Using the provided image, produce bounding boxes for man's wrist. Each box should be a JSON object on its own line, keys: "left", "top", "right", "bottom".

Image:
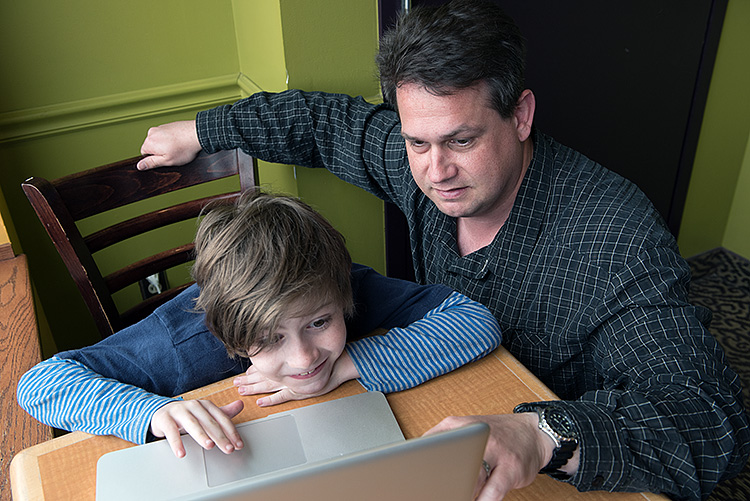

{"left": 514, "top": 403, "right": 580, "bottom": 480}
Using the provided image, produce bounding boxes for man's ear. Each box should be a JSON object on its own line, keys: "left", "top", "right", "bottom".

{"left": 514, "top": 90, "right": 536, "bottom": 142}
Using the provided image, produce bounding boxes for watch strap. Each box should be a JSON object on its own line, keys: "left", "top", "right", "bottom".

{"left": 539, "top": 439, "right": 575, "bottom": 479}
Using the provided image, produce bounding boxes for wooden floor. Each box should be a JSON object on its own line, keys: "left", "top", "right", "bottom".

{"left": 0, "top": 253, "right": 53, "bottom": 501}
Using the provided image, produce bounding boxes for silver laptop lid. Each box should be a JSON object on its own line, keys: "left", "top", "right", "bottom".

{"left": 178, "top": 421, "right": 490, "bottom": 501}
{"left": 97, "top": 392, "right": 404, "bottom": 500}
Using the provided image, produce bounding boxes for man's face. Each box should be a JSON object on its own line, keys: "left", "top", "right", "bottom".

{"left": 247, "top": 301, "right": 346, "bottom": 396}
{"left": 397, "top": 82, "right": 533, "bottom": 224}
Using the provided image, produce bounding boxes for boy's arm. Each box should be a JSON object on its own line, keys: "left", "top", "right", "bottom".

{"left": 233, "top": 290, "right": 500, "bottom": 405}
{"left": 17, "top": 356, "right": 245, "bottom": 457}
{"left": 345, "top": 291, "right": 501, "bottom": 392}
{"left": 17, "top": 356, "right": 178, "bottom": 444}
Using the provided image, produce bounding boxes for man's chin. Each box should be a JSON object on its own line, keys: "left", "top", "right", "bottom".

{"left": 428, "top": 195, "right": 471, "bottom": 218}
{"left": 434, "top": 203, "right": 471, "bottom": 219}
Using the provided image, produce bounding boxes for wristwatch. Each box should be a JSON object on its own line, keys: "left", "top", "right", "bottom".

{"left": 514, "top": 403, "right": 578, "bottom": 480}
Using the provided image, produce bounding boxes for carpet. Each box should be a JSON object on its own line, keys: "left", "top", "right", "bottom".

{"left": 688, "top": 247, "right": 750, "bottom": 501}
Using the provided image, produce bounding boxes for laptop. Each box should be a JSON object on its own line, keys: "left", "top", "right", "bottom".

{"left": 96, "top": 391, "right": 489, "bottom": 501}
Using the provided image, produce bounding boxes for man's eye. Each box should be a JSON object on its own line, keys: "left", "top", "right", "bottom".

{"left": 451, "top": 138, "right": 473, "bottom": 147}
{"left": 408, "top": 140, "right": 428, "bottom": 151}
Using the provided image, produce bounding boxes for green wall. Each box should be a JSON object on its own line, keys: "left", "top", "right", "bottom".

{"left": 678, "top": 0, "right": 750, "bottom": 259}
{"left": 233, "top": 0, "right": 385, "bottom": 266}
{"left": 277, "top": 0, "right": 384, "bottom": 268}
{"left": 0, "top": 0, "right": 384, "bottom": 354}
{"left": 2, "top": 0, "right": 747, "bottom": 356}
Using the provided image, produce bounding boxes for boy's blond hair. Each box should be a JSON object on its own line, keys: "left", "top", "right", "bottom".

{"left": 192, "top": 191, "right": 353, "bottom": 357}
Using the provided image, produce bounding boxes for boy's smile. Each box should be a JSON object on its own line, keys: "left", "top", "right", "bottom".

{"left": 289, "top": 360, "right": 327, "bottom": 379}
{"left": 247, "top": 302, "right": 347, "bottom": 395}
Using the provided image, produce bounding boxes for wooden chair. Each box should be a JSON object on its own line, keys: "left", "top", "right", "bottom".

{"left": 22, "top": 149, "right": 257, "bottom": 339}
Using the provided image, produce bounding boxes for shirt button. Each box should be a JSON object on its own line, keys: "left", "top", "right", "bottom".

{"left": 591, "top": 475, "right": 605, "bottom": 488}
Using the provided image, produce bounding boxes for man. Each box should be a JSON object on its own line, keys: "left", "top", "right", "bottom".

{"left": 136, "top": 1, "right": 749, "bottom": 499}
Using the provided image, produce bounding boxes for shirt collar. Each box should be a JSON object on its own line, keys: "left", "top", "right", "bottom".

{"left": 443, "top": 128, "right": 553, "bottom": 278}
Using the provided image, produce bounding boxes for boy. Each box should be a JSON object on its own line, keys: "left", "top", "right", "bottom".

{"left": 18, "top": 191, "right": 500, "bottom": 458}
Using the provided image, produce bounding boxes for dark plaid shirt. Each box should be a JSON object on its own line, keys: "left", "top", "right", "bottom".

{"left": 198, "top": 90, "right": 749, "bottom": 500}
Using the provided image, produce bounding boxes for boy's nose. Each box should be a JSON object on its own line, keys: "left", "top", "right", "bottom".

{"left": 288, "top": 339, "right": 320, "bottom": 371}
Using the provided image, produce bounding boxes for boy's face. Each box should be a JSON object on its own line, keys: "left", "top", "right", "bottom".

{"left": 247, "top": 301, "right": 347, "bottom": 395}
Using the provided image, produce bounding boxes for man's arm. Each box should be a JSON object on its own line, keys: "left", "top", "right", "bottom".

{"left": 558, "top": 246, "right": 750, "bottom": 499}
{"left": 137, "top": 91, "right": 409, "bottom": 207}
{"left": 138, "top": 120, "right": 201, "bottom": 170}
{"left": 431, "top": 245, "right": 750, "bottom": 501}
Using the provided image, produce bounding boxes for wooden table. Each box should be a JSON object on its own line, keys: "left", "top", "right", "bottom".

{"left": 10, "top": 347, "right": 667, "bottom": 500}
{"left": 1, "top": 254, "right": 53, "bottom": 501}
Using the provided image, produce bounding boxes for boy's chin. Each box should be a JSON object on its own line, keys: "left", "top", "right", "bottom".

{"left": 288, "top": 376, "right": 330, "bottom": 397}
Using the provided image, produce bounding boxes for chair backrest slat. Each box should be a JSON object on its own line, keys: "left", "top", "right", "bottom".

{"left": 104, "top": 244, "right": 195, "bottom": 294}
{"left": 55, "top": 150, "right": 243, "bottom": 221}
{"left": 84, "top": 193, "right": 240, "bottom": 253}
{"left": 22, "top": 149, "right": 257, "bottom": 339}
{"left": 119, "top": 282, "right": 193, "bottom": 328}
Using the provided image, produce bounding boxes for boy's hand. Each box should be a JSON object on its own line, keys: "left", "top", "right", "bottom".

{"left": 150, "top": 399, "right": 245, "bottom": 458}
{"left": 234, "top": 353, "right": 360, "bottom": 407}
{"left": 137, "top": 120, "right": 202, "bottom": 170}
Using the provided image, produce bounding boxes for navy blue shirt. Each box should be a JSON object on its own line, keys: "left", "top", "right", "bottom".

{"left": 197, "top": 90, "right": 750, "bottom": 499}
{"left": 58, "top": 264, "right": 452, "bottom": 396}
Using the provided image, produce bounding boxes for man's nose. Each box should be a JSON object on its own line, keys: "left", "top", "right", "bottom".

{"left": 427, "top": 147, "right": 456, "bottom": 184}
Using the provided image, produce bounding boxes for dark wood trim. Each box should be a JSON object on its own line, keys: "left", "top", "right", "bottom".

{"left": 0, "top": 242, "right": 14, "bottom": 261}
{"left": 668, "top": 0, "right": 728, "bottom": 234}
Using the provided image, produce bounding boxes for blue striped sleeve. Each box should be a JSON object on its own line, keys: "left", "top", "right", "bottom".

{"left": 345, "top": 291, "right": 501, "bottom": 393}
{"left": 16, "top": 356, "right": 178, "bottom": 444}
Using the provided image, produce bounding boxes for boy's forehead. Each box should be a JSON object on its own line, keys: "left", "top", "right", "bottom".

{"left": 286, "top": 297, "right": 341, "bottom": 319}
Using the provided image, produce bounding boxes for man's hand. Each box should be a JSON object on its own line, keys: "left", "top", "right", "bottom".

{"left": 234, "top": 353, "right": 360, "bottom": 407}
{"left": 425, "top": 413, "right": 559, "bottom": 500}
{"left": 150, "top": 399, "right": 244, "bottom": 458}
{"left": 137, "top": 120, "right": 201, "bottom": 170}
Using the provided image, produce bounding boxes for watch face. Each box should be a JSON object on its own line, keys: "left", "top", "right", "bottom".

{"left": 546, "top": 408, "right": 577, "bottom": 439}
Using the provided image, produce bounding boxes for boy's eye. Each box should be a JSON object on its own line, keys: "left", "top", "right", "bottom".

{"left": 309, "top": 316, "right": 331, "bottom": 329}
{"left": 263, "top": 334, "right": 284, "bottom": 349}
{"left": 247, "top": 333, "right": 284, "bottom": 356}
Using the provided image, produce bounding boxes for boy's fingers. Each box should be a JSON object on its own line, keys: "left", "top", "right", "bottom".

{"left": 220, "top": 399, "right": 245, "bottom": 419}
{"left": 178, "top": 413, "right": 216, "bottom": 451}
{"left": 179, "top": 400, "right": 242, "bottom": 454}
{"left": 235, "top": 378, "right": 283, "bottom": 395}
{"left": 204, "top": 403, "right": 243, "bottom": 452}
{"left": 163, "top": 426, "right": 187, "bottom": 458}
{"left": 256, "top": 388, "right": 299, "bottom": 407}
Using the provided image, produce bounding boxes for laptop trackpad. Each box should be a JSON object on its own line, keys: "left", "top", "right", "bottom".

{"left": 204, "top": 414, "right": 306, "bottom": 487}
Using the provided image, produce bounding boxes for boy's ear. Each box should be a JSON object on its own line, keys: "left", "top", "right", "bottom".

{"left": 514, "top": 90, "right": 535, "bottom": 142}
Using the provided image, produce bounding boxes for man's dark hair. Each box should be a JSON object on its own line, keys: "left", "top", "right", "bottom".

{"left": 376, "top": 0, "right": 526, "bottom": 119}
